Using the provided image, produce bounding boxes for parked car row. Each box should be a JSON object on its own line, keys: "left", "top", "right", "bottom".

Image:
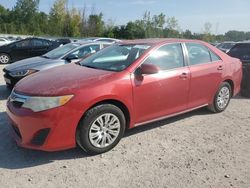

{"left": 4, "top": 38, "right": 243, "bottom": 154}
{"left": 3, "top": 41, "right": 112, "bottom": 87}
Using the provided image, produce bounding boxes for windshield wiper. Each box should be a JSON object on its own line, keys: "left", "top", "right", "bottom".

{"left": 81, "top": 64, "right": 99, "bottom": 69}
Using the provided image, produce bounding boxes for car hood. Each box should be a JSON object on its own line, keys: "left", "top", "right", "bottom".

{"left": 14, "top": 64, "right": 116, "bottom": 96}
{"left": 5, "top": 56, "right": 63, "bottom": 71}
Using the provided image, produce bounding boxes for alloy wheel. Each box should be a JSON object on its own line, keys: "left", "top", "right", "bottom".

{"left": 89, "top": 113, "right": 121, "bottom": 148}
{"left": 0, "top": 54, "right": 10, "bottom": 64}
{"left": 217, "top": 86, "right": 230, "bottom": 109}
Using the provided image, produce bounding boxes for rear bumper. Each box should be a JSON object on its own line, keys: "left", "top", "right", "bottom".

{"left": 6, "top": 100, "right": 81, "bottom": 151}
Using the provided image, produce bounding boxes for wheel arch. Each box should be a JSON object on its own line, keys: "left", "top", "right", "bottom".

{"left": 223, "top": 79, "right": 234, "bottom": 96}
{"left": 77, "top": 99, "right": 131, "bottom": 131}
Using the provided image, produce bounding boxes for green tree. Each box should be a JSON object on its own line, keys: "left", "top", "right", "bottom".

{"left": 48, "top": 0, "right": 67, "bottom": 36}
{"left": 87, "top": 13, "right": 104, "bottom": 37}
{"left": 13, "top": 0, "right": 40, "bottom": 34}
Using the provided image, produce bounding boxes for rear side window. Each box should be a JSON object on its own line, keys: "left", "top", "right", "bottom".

{"left": 210, "top": 51, "right": 221, "bottom": 61}
{"left": 32, "top": 39, "right": 50, "bottom": 47}
{"left": 143, "top": 43, "right": 184, "bottom": 70}
{"left": 228, "top": 43, "right": 250, "bottom": 62}
{"left": 186, "top": 43, "right": 211, "bottom": 65}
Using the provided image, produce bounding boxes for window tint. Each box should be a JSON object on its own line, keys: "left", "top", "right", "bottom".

{"left": 143, "top": 43, "right": 184, "bottom": 70}
{"left": 186, "top": 43, "right": 211, "bottom": 65}
{"left": 228, "top": 43, "right": 250, "bottom": 62}
{"left": 97, "top": 39, "right": 114, "bottom": 43}
{"left": 15, "top": 40, "right": 30, "bottom": 48}
{"left": 210, "top": 51, "right": 221, "bottom": 61}
{"left": 32, "top": 39, "right": 50, "bottom": 47}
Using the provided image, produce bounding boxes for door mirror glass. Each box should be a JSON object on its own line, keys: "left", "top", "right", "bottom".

{"left": 137, "top": 64, "right": 160, "bottom": 75}
{"left": 66, "top": 54, "right": 79, "bottom": 62}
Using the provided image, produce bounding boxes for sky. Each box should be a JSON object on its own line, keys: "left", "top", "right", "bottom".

{"left": 1, "top": 0, "right": 250, "bottom": 34}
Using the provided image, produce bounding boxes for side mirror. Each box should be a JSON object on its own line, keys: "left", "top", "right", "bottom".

{"left": 136, "top": 64, "right": 160, "bottom": 75}
{"left": 66, "top": 54, "right": 79, "bottom": 62}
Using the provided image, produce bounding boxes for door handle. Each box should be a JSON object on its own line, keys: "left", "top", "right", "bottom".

{"left": 217, "top": 65, "right": 223, "bottom": 70}
{"left": 179, "top": 72, "right": 188, "bottom": 79}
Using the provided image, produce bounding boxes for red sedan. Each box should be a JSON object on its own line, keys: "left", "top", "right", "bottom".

{"left": 6, "top": 39, "right": 242, "bottom": 154}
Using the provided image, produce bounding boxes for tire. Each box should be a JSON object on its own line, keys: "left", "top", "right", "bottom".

{"left": 207, "top": 82, "right": 232, "bottom": 113}
{"left": 0, "top": 53, "right": 11, "bottom": 64}
{"left": 76, "top": 104, "right": 126, "bottom": 154}
{"left": 6, "top": 83, "right": 14, "bottom": 90}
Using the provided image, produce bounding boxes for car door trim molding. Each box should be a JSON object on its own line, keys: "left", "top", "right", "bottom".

{"left": 134, "top": 104, "right": 208, "bottom": 127}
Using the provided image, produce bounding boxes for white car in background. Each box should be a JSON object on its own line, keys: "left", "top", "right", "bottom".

{"left": 0, "top": 38, "right": 11, "bottom": 46}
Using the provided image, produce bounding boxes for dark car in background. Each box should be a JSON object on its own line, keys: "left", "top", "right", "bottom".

{"left": 216, "top": 41, "right": 235, "bottom": 53}
{"left": 0, "top": 37, "right": 60, "bottom": 64}
{"left": 56, "top": 38, "right": 72, "bottom": 45}
{"left": 227, "top": 41, "right": 250, "bottom": 97}
{"left": 3, "top": 42, "right": 112, "bottom": 87}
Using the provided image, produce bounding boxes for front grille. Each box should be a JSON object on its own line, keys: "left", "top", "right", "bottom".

{"left": 31, "top": 128, "right": 51, "bottom": 146}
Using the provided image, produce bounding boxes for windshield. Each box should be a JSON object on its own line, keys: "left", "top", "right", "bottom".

{"left": 43, "top": 43, "right": 80, "bottom": 59}
{"left": 79, "top": 44, "right": 151, "bottom": 71}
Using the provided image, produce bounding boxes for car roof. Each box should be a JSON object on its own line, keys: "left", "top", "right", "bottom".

{"left": 120, "top": 38, "right": 207, "bottom": 46}
{"left": 72, "top": 41, "right": 113, "bottom": 45}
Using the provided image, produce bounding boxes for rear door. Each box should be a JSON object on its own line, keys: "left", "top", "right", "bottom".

{"left": 185, "top": 43, "right": 223, "bottom": 108}
{"left": 30, "top": 39, "right": 51, "bottom": 57}
{"left": 132, "top": 43, "right": 190, "bottom": 124}
{"left": 11, "top": 39, "right": 31, "bottom": 61}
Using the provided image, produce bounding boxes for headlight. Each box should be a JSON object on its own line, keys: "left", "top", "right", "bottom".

{"left": 22, "top": 95, "right": 74, "bottom": 112}
{"left": 10, "top": 69, "right": 38, "bottom": 77}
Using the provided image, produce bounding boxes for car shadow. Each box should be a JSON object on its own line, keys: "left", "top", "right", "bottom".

{"left": 0, "top": 107, "right": 211, "bottom": 170}
{"left": 0, "top": 111, "right": 89, "bottom": 169}
{"left": 232, "top": 94, "right": 249, "bottom": 99}
{"left": 0, "top": 84, "right": 11, "bottom": 100}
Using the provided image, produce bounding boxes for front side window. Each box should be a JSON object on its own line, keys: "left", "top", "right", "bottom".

{"left": 186, "top": 43, "right": 211, "bottom": 65}
{"left": 80, "top": 44, "right": 151, "bottom": 72}
{"left": 15, "top": 40, "right": 30, "bottom": 48}
{"left": 143, "top": 43, "right": 184, "bottom": 70}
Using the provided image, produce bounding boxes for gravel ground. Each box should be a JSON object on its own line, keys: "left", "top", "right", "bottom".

{"left": 0, "top": 64, "right": 250, "bottom": 188}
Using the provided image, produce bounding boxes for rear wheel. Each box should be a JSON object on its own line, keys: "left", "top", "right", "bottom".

{"left": 0, "top": 53, "right": 11, "bottom": 64}
{"left": 76, "top": 104, "right": 126, "bottom": 154}
{"left": 208, "top": 82, "right": 232, "bottom": 113}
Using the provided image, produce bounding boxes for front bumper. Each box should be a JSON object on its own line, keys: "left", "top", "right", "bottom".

{"left": 6, "top": 98, "right": 82, "bottom": 151}
{"left": 3, "top": 71, "right": 23, "bottom": 87}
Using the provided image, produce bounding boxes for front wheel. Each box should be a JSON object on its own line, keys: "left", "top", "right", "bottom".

{"left": 0, "top": 53, "right": 11, "bottom": 64}
{"left": 76, "top": 104, "right": 126, "bottom": 154}
{"left": 208, "top": 82, "right": 232, "bottom": 113}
